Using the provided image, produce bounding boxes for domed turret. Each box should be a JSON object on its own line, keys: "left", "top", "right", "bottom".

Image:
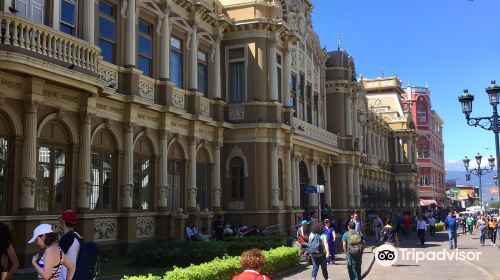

{"left": 325, "top": 35, "right": 356, "bottom": 81}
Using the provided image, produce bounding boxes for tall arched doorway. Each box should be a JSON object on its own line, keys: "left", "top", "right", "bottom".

{"left": 168, "top": 143, "right": 185, "bottom": 212}
{"left": 196, "top": 148, "right": 210, "bottom": 210}
{"left": 299, "top": 161, "right": 308, "bottom": 211}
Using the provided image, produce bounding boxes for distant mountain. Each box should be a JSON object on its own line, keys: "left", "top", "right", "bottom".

{"left": 445, "top": 169, "right": 498, "bottom": 201}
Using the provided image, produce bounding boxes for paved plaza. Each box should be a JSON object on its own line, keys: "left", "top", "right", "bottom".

{"left": 280, "top": 230, "right": 500, "bottom": 280}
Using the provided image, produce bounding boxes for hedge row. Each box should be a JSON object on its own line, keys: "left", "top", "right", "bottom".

{"left": 128, "top": 237, "right": 285, "bottom": 268}
{"left": 122, "top": 246, "right": 299, "bottom": 280}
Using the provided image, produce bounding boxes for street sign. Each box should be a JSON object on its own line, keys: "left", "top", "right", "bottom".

{"left": 302, "top": 185, "right": 325, "bottom": 193}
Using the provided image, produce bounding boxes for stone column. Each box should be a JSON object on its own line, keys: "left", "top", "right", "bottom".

{"left": 188, "top": 24, "right": 198, "bottom": 91}
{"left": 270, "top": 144, "right": 279, "bottom": 209}
{"left": 159, "top": 6, "right": 171, "bottom": 80}
{"left": 291, "top": 155, "right": 297, "bottom": 207}
{"left": 345, "top": 93, "right": 353, "bottom": 136}
{"left": 309, "top": 162, "right": 318, "bottom": 208}
{"left": 394, "top": 136, "right": 399, "bottom": 163}
{"left": 269, "top": 36, "right": 279, "bottom": 101}
{"left": 283, "top": 43, "right": 291, "bottom": 105}
{"left": 83, "top": 0, "right": 95, "bottom": 44}
{"left": 353, "top": 97, "right": 359, "bottom": 138}
{"left": 212, "top": 142, "right": 222, "bottom": 209}
{"left": 325, "top": 164, "right": 332, "bottom": 207}
{"left": 51, "top": 0, "right": 61, "bottom": 30}
{"left": 157, "top": 130, "right": 169, "bottom": 210}
{"left": 213, "top": 34, "right": 222, "bottom": 99}
{"left": 77, "top": 113, "right": 92, "bottom": 210}
{"left": 125, "top": 0, "right": 136, "bottom": 67}
{"left": 354, "top": 166, "right": 360, "bottom": 208}
{"left": 347, "top": 164, "right": 354, "bottom": 208}
{"left": 121, "top": 123, "right": 134, "bottom": 210}
{"left": 188, "top": 137, "right": 197, "bottom": 210}
{"left": 19, "top": 103, "right": 38, "bottom": 211}
{"left": 284, "top": 148, "right": 292, "bottom": 208}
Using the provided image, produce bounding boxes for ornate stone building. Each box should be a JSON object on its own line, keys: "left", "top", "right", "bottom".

{"left": 0, "top": 0, "right": 418, "bottom": 264}
{"left": 403, "top": 85, "right": 445, "bottom": 209}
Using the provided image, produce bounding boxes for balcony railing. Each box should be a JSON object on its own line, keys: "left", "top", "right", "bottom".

{"left": 0, "top": 13, "right": 99, "bottom": 73}
{"left": 293, "top": 118, "right": 338, "bottom": 147}
{"left": 199, "top": 96, "right": 211, "bottom": 117}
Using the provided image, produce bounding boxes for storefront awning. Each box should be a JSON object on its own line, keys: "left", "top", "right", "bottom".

{"left": 420, "top": 199, "right": 437, "bottom": 207}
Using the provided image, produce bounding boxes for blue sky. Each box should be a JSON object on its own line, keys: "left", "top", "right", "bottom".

{"left": 312, "top": 0, "right": 500, "bottom": 172}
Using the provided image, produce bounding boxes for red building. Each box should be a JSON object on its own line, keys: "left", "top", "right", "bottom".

{"left": 403, "top": 86, "right": 446, "bottom": 209}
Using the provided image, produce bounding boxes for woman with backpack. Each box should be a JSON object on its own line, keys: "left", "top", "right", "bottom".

{"left": 380, "top": 219, "right": 399, "bottom": 247}
{"left": 308, "top": 221, "right": 330, "bottom": 280}
{"left": 0, "top": 223, "right": 19, "bottom": 280}
{"left": 28, "top": 224, "right": 75, "bottom": 280}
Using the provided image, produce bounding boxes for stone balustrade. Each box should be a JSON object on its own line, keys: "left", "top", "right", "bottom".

{"left": 0, "top": 13, "right": 99, "bottom": 72}
{"left": 293, "top": 118, "right": 338, "bottom": 147}
{"left": 172, "top": 87, "right": 186, "bottom": 110}
{"left": 199, "top": 96, "right": 211, "bottom": 117}
{"left": 97, "top": 60, "right": 119, "bottom": 90}
{"left": 138, "top": 75, "right": 155, "bottom": 100}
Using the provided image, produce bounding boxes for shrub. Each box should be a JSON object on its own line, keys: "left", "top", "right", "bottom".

{"left": 435, "top": 221, "right": 445, "bottom": 232}
{"left": 123, "top": 247, "right": 299, "bottom": 280}
{"left": 128, "top": 237, "right": 285, "bottom": 268}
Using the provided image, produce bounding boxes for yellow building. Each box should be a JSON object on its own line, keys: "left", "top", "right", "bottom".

{"left": 0, "top": 0, "right": 418, "bottom": 264}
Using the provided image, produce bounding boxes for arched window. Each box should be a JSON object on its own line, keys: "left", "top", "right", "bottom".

{"left": 37, "top": 121, "right": 68, "bottom": 213}
{"left": 0, "top": 114, "right": 12, "bottom": 215}
{"left": 133, "top": 138, "right": 153, "bottom": 211}
{"left": 91, "top": 129, "right": 116, "bottom": 211}
{"left": 168, "top": 143, "right": 185, "bottom": 212}
{"left": 196, "top": 149, "right": 211, "bottom": 210}
{"left": 299, "top": 161, "right": 308, "bottom": 210}
{"left": 230, "top": 157, "right": 245, "bottom": 200}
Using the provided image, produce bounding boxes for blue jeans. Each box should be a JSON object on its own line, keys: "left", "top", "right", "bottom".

{"left": 311, "top": 254, "right": 328, "bottom": 280}
{"left": 448, "top": 230, "right": 457, "bottom": 249}
{"left": 347, "top": 253, "right": 362, "bottom": 280}
{"left": 479, "top": 229, "right": 486, "bottom": 245}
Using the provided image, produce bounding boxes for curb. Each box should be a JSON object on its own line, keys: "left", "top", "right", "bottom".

{"left": 361, "top": 246, "right": 376, "bottom": 279}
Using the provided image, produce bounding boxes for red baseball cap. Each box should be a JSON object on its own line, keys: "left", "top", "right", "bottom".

{"left": 61, "top": 210, "right": 77, "bottom": 224}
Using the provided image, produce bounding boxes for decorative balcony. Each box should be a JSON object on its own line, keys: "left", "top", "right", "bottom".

{"left": 199, "top": 96, "right": 211, "bottom": 118}
{"left": 293, "top": 118, "right": 338, "bottom": 148}
{"left": 171, "top": 87, "right": 186, "bottom": 110}
{"left": 0, "top": 13, "right": 99, "bottom": 73}
{"left": 138, "top": 75, "right": 155, "bottom": 100}
{"left": 97, "top": 61, "right": 119, "bottom": 90}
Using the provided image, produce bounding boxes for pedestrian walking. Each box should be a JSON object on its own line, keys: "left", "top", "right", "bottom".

{"left": 445, "top": 211, "right": 458, "bottom": 249}
{"left": 403, "top": 214, "right": 412, "bottom": 237}
{"left": 475, "top": 215, "right": 487, "bottom": 246}
{"left": 372, "top": 214, "right": 383, "bottom": 241}
{"left": 342, "top": 221, "right": 365, "bottom": 280}
{"left": 467, "top": 216, "right": 474, "bottom": 235}
{"left": 232, "top": 249, "right": 271, "bottom": 280}
{"left": 460, "top": 217, "right": 467, "bottom": 235}
{"left": 417, "top": 216, "right": 426, "bottom": 246}
{"left": 308, "top": 221, "right": 330, "bottom": 280}
{"left": 213, "top": 215, "right": 225, "bottom": 241}
{"left": 324, "top": 219, "right": 336, "bottom": 265}
{"left": 29, "top": 224, "right": 75, "bottom": 280}
{"left": 488, "top": 217, "right": 497, "bottom": 246}
{"left": 58, "top": 210, "right": 80, "bottom": 280}
{"left": 428, "top": 216, "right": 436, "bottom": 236}
{"left": 380, "top": 219, "right": 399, "bottom": 246}
{"left": 0, "top": 223, "right": 19, "bottom": 280}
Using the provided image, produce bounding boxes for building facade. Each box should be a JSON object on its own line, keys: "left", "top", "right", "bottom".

{"left": 403, "top": 86, "right": 446, "bottom": 209}
{"left": 0, "top": 0, "right": 419, "bottom": 264}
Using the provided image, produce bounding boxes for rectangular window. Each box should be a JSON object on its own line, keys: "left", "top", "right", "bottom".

{"left": 138, "top": 20, "right": 153, "bottom": 77}
{"left": 306, "top": 84, "right": 312, "bottom": 123}
{"left": 198, "top": 51, "right": 208, "bottom": 97}
{"left": 277, "top": 54, "right": 282, "bottom": 103}
{"left": 417, "top": 112, "right": 426, "bottom": 122}
{"left": 314, "top": 93, "right": 319, "bottom": 125}
{"left": 98, "top": 1, "right": 116, "bottom": 63}
{"left": 170, "top": 37, "right": 183, "bottom": 88}
{"left": 36, "top": 146, "right": 66, "bottom": 213}
{"left": 227, "top": 47, "right": 246, "bottom": 104}
{"left": 60, "top": 0, "right": 77, "bottom": 36}
{"left": 290, "top": 73, "right": 297, "bottom": 112}
{"left": 298, "top": 74, "right": 305, "bottom": 120}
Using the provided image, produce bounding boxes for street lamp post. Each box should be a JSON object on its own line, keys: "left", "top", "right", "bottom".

{"left": 462, "top": 153, "right": 495, "bottom": 210}
{"left": 458, "top": 80, "right": 500, "bottom": 208}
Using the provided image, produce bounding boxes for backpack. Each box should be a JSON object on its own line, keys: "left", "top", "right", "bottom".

{"left": 307, "top": 234, "right": 324, "bottom": 255}
{"left": 347, "top": 231, "right": 363, "bottom": 256}
{"left": 74, "top": 238, "right": 100, "bottom": 280}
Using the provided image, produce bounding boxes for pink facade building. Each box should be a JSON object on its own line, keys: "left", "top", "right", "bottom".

{"left": 403, "top": 86, "right": 446, "bottom": 209}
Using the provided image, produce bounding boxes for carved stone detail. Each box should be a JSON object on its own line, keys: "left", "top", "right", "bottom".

{"left": 229, "top": 105, "right": 244, "bottom": 121}
{"left": 41, "top": 220, "right": 63, "bottom": 236}
{"left": 228, "top": 201, "right": 245, "bottom": 210}
{"left": 94, "top": 218, "right": 117, "bottom": 241}
{"left": 172, "top": 91, "right": 185, "bottom": 109}
{"left": 97, "top": 63, "right": 118, "bottom": 89}
{"left": 136, "top": 217, "right": 155, "bottom": 238}
{"left": 200, "top": 98, "right": 210, "bottom": 117}
{"left": 138, "top": 78, "right": 154, "bottom": 99}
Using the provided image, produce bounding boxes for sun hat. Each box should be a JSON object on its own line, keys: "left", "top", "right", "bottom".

{"left": 301, "top": 220, "right": 309, "bottom": 225}
{"left": 27, "top": 224, "right": 53, "bottom": 244}
{"left": 60, "top": 210, "right": 77, "bottom": 224}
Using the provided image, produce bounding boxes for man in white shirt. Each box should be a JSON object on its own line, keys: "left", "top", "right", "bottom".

{"left": 185, "top": 222, "right": 199, "bottom": 241}
{"left": 428, "top": 216, "right": 436, "bottom": 236}
{"left": 416, "top": 216, "right": 427, "bottom": 246}
{"left": 59, "top": 210, "right": 80, "bottom": 280}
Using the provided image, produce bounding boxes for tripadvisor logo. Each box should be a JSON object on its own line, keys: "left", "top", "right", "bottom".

{"left": 374, "top": 244, "right": 482, "bottom": 267}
